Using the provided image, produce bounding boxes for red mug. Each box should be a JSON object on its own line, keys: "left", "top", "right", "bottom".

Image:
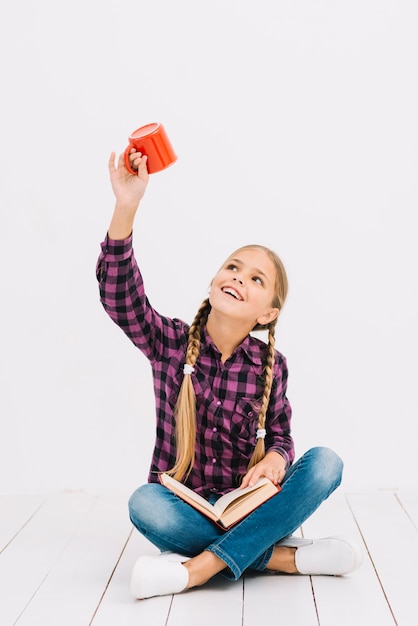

{"left": 124, "top": 123, "right": 177, "bottom": 174}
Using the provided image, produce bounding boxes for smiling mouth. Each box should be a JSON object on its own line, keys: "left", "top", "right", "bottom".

{"left": 222, "top": 287, "right": 243, "bottom": 301}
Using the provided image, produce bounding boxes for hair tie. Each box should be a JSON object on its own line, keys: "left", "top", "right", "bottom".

{"left": 183, "top": 364, "right": 195, "bottom": 375}
{"left": 256, "top": 428, "right": 266, "bottom": 440}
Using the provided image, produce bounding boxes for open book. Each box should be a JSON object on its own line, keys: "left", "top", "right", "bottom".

{"left": 159, "top": 473, "right": 280, "bottom": 529}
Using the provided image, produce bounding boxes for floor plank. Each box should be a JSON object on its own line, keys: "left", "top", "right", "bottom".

{"left": 91, "top": 526, "right": 173, "bottom": 626}
{"left": 397, "top": 491, "right": 418, "bottom": 529}
{"left": 348, "top": 492, "right": 418, "bottom": 626}
{"left": 0, "top": 492, "right": 96, "bottom": 625}
{"left": 244, "top": 572, "right": 318, "bottom": 625}
{"left": 167, "top": 575, "right": 243, "bottom": 626}
{"left": 16, "top": 493, "right": 132, "bottom": 626}
{"left": 301, "top": 492, "right": 396, "bottom": 626}
{"left": 244, "top": 527, "right": 318, "bottom": 625}
{"left": 0, "top": 495, "right": 45, "bottom": 553}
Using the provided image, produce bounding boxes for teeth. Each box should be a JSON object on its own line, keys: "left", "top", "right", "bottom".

{"left": 223, "top": 287, "right": 241, "bottom": 300}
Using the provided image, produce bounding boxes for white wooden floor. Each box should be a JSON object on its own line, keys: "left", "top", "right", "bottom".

{"left": 1, "top": 489, "right": 417, "bottom": 626}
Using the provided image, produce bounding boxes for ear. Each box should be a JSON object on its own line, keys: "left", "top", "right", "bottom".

{"left": 256, "top": 307, "right": 279, "bottom": 326}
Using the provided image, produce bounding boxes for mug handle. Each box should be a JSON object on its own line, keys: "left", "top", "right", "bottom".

{"left": 124, "top": 145, "right": 138, "bottom": 175}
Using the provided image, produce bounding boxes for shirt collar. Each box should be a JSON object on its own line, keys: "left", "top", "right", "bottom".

{"left": 200, "top": 326, "right": 264, "bottom": 366}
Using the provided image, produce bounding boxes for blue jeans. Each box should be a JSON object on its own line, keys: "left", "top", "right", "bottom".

{"left": 128, "top": 446, "right": 343, "bottom": 580}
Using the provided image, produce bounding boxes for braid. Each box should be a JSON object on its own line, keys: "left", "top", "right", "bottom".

{"left": 169, "top": 298, "right": 211, "bottom": 482}
{"left": 247, "top": 323, "right": 276, "bottom": 470}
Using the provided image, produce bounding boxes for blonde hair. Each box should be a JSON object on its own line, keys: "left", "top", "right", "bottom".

{"left": 169, "top": 245, "right": 288, "bottom": 482}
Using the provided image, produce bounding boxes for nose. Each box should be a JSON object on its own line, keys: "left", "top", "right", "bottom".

{"left": 233, "top": 275, "right": 244, "bottom": 285}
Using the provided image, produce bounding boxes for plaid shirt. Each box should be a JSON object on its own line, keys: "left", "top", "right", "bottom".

{"left": 97, "top": 234, "right": 294, "bottom": 497}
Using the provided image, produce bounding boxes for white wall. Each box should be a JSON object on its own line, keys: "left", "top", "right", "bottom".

{"left": 1, "top": 1, "right": 417, "bottom": 494}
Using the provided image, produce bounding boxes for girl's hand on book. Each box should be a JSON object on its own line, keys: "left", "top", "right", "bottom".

{"left": 241, "top": 451, "right": 287, "bottom": 488}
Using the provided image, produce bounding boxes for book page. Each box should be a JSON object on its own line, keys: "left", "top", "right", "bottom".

{"left": 212, "top": 477, "right": 274, "bottom": 516}
{"left": 160, "top": 473, "right": 217, "bottom": 515}
{"left": 219, "top": 482, "right": 278, "bottom": 528}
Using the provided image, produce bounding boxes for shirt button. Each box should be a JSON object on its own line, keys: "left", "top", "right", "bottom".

{"left": 213, "top": 427, "right": 217, "bottom": 432}
{"left": 212, "top": 458, "right": 216, "bottom": 464}
{"left": 248, "top": 411, "right": 253, "bottom": 417}
{"left": 216, "top": 401, "right": 221, "bottom": 406}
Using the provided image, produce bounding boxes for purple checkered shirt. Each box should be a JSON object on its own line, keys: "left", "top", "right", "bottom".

{"left": 96, "top": 234, "right": 294, "bottom": 497}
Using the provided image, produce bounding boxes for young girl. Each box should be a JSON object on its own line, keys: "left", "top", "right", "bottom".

{"left": 96, "top": 149, "right": 362, "bottom": 600}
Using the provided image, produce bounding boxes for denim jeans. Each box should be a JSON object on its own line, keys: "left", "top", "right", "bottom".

{"left": 128, "top": 446, "right": 343, "bottom": 580}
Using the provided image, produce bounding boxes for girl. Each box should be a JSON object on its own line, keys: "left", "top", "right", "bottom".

{"left": 96, "top": 150, "right": 362, "bottom": 600}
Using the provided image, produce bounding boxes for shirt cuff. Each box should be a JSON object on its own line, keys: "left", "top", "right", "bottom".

{"left": 100, "top": 232, "right": 133, "bottom": 262}
{"left": 267, "top": 447, "right": 290, "bottom": 468}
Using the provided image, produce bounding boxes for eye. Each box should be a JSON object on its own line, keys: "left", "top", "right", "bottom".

{"left": 226, "top": 264, "right": 238, "bottom": 271}
{"left": 252, "top": 276, "right": 263, "bottom": 285}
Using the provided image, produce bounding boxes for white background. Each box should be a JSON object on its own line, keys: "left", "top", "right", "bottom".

{"left": 1, "top": 1, "right": 417, "bottom": 494}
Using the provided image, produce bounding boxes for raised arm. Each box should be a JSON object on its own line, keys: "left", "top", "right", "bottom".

{"left": 107, "top": 149, "right": 149, "bottom": 239}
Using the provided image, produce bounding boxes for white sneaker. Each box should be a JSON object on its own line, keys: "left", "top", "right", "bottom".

{"left": 159, "top": 551, "right": 191, "bottom": 562}
{"left": 277, "top": 535, "right": 314, "bottom": 548}
{"left": 129, "top": 553, "right": 190, "bottom": 599}
{"left": 294, "top": 535, "right": 363, "bottom": 576}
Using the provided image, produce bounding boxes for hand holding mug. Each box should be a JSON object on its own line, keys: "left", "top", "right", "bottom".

{"left": 124, "top": 123, "right": 177, "bottom": 174}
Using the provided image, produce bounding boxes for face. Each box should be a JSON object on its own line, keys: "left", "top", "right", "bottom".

{"left": 209, "top": 248, "right": 279, "bottom": 328}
